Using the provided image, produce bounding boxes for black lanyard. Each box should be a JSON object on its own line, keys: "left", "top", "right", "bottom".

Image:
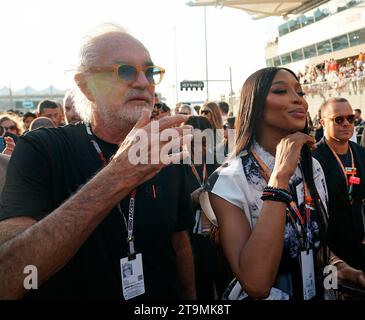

{"left": 86, "top": 123, "right": 137, "bottom": 258}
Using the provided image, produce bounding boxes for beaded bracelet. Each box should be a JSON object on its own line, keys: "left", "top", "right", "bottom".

{"left": 261, "top": 186, "right": 292, "bottom": 205}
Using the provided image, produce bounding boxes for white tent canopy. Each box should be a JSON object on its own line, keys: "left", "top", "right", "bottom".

{"left": 186, "top": 0, "right": 330, "bottom": 19}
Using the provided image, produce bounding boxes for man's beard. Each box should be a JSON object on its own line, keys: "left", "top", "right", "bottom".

{"left": 99, "top": 104, "right": 144, "bottom": 128}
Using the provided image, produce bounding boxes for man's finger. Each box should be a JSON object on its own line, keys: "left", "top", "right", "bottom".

{"left": 133, "top": 108, "right": 152, "bottom": 129}
{"left": 158, "top": 114, "right": 189, "bottom": 131}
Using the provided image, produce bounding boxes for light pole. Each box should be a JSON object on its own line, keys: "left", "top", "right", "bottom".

{"left": 204, "top": 6, "right": 209, "bottom": 101}
{"left": 229, "top": 67, "right": 234, "bottom": 109}
{"left": 174, "top": 26, "right": 179, "bottom": 104}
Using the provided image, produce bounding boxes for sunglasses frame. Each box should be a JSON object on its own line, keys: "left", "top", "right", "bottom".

{"left": 87, "top": 64, "right": 165, "bottom": 86}
{"left": 326, "top": 114, "right": 356, "bottom": 125}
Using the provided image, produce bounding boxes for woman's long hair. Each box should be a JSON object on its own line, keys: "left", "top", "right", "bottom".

{"left": 201, "top": 102, "right": 223, "bottom": 129}
{"left": 235, "top": 67, "right": 329, "bottom": 264}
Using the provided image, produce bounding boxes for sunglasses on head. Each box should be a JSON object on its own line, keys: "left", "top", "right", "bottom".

{"left": 87, "top": 64, "right": 165, "bottom": 86}
{"left": 327, "top": 114, "right": 356, "bottom": 125}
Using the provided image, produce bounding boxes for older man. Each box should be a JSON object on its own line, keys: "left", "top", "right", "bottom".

{"left": 313, "top": 97, "right": 365, "bottom": 290}
{"left": 0, "top": 24, "right": 195, "bottom": 300}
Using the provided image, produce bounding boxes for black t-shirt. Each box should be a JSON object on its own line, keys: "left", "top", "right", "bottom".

{"left": 0, "top": 123, "right": 194, "bottom": 299}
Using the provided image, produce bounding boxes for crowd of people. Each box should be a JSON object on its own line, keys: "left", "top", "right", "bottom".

{"left": 0, "top": 23, "right": 364, "bottom": 302}
{"left": 298, "top": 52, "right": 365, "bottom": 96}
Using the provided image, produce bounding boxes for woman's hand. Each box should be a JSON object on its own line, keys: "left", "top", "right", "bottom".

{"left": 2, "top": 136, "right": 15, "bottom": 156}
{"left": 269, "top": 132, "right": 315, "bottom": 189}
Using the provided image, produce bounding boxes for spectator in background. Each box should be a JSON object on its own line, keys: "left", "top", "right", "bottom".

{"left": 194, "top": 105, "right": 201, "bottom": 115}
{"left": 354, "top": 108, "right": 365, "bottom": 126}
{"left": 29, "top": 117, "right": 56, "bottom": 131}
{"left": 354, "top": 108, "right": 365, "bottom": 144}
{"left": 361, "top": 126, "right": 365, "bottom": 147}
{"left": 313, "top": 98, "right": 365, "bottom": 290}
{"left": 152, "top": 102, "right": 170, "bottom": 120}
{"left": 218, "top": 101, "right": 229, "bottom": 123}
{"left": 178, "top": 104, "right": 197, "bottom": 116}
{"left": 224, "top": 116, "right": 235, "bottom": 157}
{"left": 0, "top": 114, "right": 23, "bottom": 136}
{"left": 63, "top": 90, "right": 81, "bottom": 124}
{"left": 184, "top": 116, "right": 219, "bottom": 299}
{"left": 200, "top": 102, "right": 223, "bottom": 131}
{"left": 358, "top": 51, "right": 364, "bottom": 63}
{"left": 200, "top": 102, "right": 224, "bottom": 163}
{"left": 22, "top": 112, "right": 37, "bottom": 131}
{"left": 36, "top": 99, "right": 63, "bottom": 127}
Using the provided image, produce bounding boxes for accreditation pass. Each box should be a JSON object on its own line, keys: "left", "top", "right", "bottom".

{"left": 120, "top": 253, "right": 145, "bottom": 300}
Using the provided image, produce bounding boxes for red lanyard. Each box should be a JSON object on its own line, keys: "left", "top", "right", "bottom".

{"left": 327, "top": 144, "right": 357, "bottom": 203}
{"left": 190, "top": 163, "right": 207, "bottom": 187}
{"left": 86, "top": 123, "right": 137, "bottom": 257}
{"left": 251, "top": 149, "right": 313, "bottom": 248}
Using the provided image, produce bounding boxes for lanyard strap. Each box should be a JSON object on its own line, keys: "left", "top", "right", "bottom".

{"left": 327, "top": 144, "right": 356, "bottom": 203}
{"left": 190, "top": 163, "right": 207, "bottom": 187}
{"left": 327, "top": 144, "right": 355, "bottom": 188}
{"left": 118, "top": 190, "right": 137, "bottom": 257}
{"left": 86, "top": 123, "right": 137, "bottom": 257}
{"left": 251, "top": 150, "right": 271, "bottom": 183}
{"left": 251, "top": 149, "right": 313, "bottom": 249}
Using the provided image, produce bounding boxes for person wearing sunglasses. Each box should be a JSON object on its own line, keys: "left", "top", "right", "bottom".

{"left": 313, "top": 98, "right": 365, "bottom": 297}
{"left": 152, "top": 102, "right": 171, "bottom": 120}
{"left": 0, "top": 24, "right": 196, "bottom": 300}
{"left": 0, "top": 114, "right": 23, "bottom": 136}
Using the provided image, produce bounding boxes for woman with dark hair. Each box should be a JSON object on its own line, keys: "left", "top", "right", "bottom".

{"left": 184, "top": 116, "right": 231, "bottom": 299}
{"left": 202, "top": 67, "right": 329, "bottom": 300}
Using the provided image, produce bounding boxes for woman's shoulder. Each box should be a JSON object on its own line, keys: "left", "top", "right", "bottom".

{"left": 205, "top": 152, "right": 250, "bottom": 202}
{"left": 208, "top": 151, "right": 249, "bottom": 181}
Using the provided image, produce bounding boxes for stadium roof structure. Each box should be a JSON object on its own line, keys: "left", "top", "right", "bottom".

{"left": 186, "top": 0, "right": 330, "bottom": 19}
